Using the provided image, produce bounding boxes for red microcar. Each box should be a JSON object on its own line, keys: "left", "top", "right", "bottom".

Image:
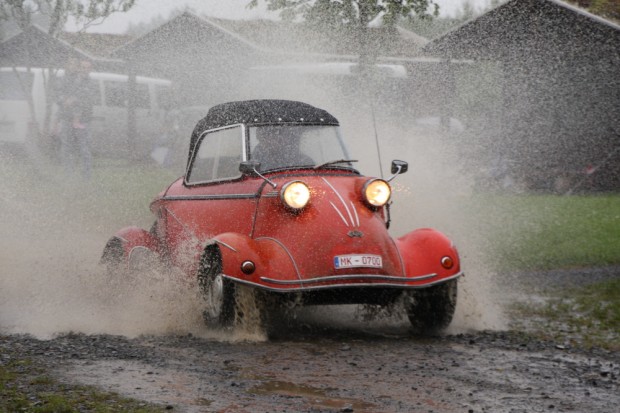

{"left": 101, "top": 100, "right": 462, "bottom": 333}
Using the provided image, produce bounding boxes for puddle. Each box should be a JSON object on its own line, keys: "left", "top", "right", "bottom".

{"left": 249, "top": 380, "right": 377, "bottom": 411}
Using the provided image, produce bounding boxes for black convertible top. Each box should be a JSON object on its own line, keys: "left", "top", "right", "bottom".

{"left": 188, "top": 100, "right": 339, "bottom": 163}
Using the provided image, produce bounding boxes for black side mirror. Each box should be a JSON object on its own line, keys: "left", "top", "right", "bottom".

{"left": 387, "top": 160, "right": 408, "bottom": 182}
{"left": 239, "top": 160, "right": 261, "bottom": 176}
{"left": 390, "top": 160, "right": 408, "bottom": 175}
{"left": 240, "top": 160, "right": 277, "bottom": 188}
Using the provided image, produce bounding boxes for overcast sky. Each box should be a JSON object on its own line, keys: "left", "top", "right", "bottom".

{"left": 76, "top": 0, "right": 496, "bottom": 34}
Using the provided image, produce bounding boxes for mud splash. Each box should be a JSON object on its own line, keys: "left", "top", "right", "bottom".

{"left": 0, "top": 118, "right": 505, "bottom": 340}
{"left": 1, "top": 50, "right": 506, "bottom": 341}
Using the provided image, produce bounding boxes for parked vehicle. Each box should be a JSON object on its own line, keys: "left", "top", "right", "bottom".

{"left": 0, "top": 67, "right": 171, "bottom": 157}
{"left": 101, "top": 99, "right": 462, "bottom": 333}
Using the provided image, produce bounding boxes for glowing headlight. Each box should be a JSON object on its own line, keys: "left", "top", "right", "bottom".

{"left": 363, "top": 179, "right": 391, "bottom": 207}
{"left": 281, "top": 181, "right": 310, "bottom": 210}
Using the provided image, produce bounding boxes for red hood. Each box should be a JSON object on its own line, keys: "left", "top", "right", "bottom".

{"left": 251, "top": 172, "right": 404, "bottom": 279}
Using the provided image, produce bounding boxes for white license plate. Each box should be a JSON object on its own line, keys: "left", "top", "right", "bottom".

{"left": 334, "top": 254, "right": 383, "bottom": 269}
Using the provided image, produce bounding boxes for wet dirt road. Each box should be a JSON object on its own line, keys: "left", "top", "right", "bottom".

{"left": 6, "top": 323, "right": 618, "bottom": 413}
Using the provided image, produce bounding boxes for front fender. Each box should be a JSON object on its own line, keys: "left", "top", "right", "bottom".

{"left": 212, "top": 233, "right": 300, "bottom": 289}
{"left": 101, "top": 226, "right": 160, "bottom": 267}
{"left": 395, "top": 228, "right": 461, "bottom": 284}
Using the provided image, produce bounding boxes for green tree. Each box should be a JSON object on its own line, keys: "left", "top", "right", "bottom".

{"left": 248, "top": 0, "right": 438, "bottom": 61}
{"left": 0, "top": 0, "right": 135, "bottom": 159}
{"left": 249, "top": 0, "right": 438, "bottom": 26}
{"left": 572, "top": 0, "right": 620, "bottom": 20}
{"left": 456, "top": 0, "right": 476, "bottom": 21}
{"left": 0, "top": 0, "right": 135, "bottom": 35}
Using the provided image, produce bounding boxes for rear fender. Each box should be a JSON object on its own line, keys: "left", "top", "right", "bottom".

{"left": 101, "top": 226, "right": 160, "bottom": 269}
{"left": 395, "top": 228, "right": 460, "bottom": 282}
{"left": 212, "top": 233, "right": 299, "bottom": 288}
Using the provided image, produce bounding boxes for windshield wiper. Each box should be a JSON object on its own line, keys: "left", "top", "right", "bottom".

{"left": 314, "top": 159, "right": 358, "bottom": 169}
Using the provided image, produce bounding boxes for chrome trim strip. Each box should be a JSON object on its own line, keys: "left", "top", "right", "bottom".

{"left": 214, "top": 240, "right": 237, "bottom": 252}
{"left": 223, "top": 271, "right": 463, "bottom": 293}
{"left": 343, "top": 201, "right": 355, "bottom": 228}
{"left": 260, "top": 273, "right": 438, "bottom": 285}
{"left": 350, "top": 201, "right": 360, "bottom": 227}
{"left": 128, "top": 245, "right": 151, "bottom": 262}
{"left": 162, "top": 194, "right": 257, "bottom": 201}
{"left": 163, "top": 206, "right": 200, "bottom": 243}
{"left": 254, "top": 237, "right": 302, "bottom": 280}
{"left": 329, "top": 201, "right": 349, "bottom": 227}
{"left": 322, "top": 177, "right": 355, "bottom": 227}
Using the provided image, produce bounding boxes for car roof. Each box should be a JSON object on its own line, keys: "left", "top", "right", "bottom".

{"left": 188, "top": 99, "right": 339, "bottom": 164}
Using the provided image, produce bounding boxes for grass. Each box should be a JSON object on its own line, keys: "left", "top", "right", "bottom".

{"left": 0, "top": 354, "right": 168, "bottom": 413}
{"left": 2, "top": 154, "right": 178, "bottom": 232}
{"left": 76, "top": 159, "right": 179, "bottom": 228}
{"left": 466, "top": 193, "right": 619, "bottom": 350}
{"left": 510, "top": 278, "right": 620, "bottom": 351}
{"left": 466, "top": 193, "right": 620, "bottom": 271}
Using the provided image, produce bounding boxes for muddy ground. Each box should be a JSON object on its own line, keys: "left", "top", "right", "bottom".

{"left": 2, "top": 324, "right": 619, "bottom": 413}
{"left": 2, "top": 267, "right": 619, "bottom": 413}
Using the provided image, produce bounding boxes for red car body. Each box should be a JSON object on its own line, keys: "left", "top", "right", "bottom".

{"left": 102, "top": 100, "right": 461, "bottom": 332}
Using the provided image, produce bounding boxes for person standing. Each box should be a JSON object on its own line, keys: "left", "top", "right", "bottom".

{"left": 57, "top": 58, "right": 95, "bottom": 179}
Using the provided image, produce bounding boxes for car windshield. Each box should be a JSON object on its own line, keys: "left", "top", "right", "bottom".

{"left": 249, "top": 125, "right": 351, "bottom": 172}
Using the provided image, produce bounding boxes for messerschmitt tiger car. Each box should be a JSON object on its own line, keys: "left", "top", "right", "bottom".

{"left": 101, "top": 99, "right": 462, "bottom": 333}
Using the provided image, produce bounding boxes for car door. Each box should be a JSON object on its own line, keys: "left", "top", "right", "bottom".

{"left": 160, "top": 125, "right": 258, "bottom": 272}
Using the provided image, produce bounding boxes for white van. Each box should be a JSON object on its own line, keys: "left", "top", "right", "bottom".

{"left": 0, "top": 67, "right": 172, "bottom": 157}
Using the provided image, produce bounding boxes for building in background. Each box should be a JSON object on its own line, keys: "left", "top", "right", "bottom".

{"left": 424, "top": 0, "right": 620, "bottom": 191}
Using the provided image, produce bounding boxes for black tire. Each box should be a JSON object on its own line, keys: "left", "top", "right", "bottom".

{"left": 198, "top": 245, "right": 269, "bottom": 331}
{"left": 405, "top": 279, "right": 458, "bottom": 334}
{"left": 100, "top": 237, "right": 136, "bottom": 295}
{"left": 198, "top": 245, "right": 236, "bottom": 328}
{"left": 100, "top": 237, "right": 125, "bottom": 276}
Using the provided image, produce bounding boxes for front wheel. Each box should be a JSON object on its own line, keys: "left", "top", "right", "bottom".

{"left": 198, "top": 246, "right": 236, "bottom": 327}
{"left": 198, "top": 245, "right": 266, "bottom": 330}
{"left": 100, "top": 237, "right": 125, "bottom": 276}
{"left": 404, "top": 279, "right": 458, "bottom": 334}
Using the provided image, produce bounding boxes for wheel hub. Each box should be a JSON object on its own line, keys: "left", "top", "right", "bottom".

{"left": 206, "top": 274, "right": 224, "bottom": 318}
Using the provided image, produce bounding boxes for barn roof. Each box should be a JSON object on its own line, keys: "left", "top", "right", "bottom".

{"left": 422, "top": 0, "right": 620, "bottom": 60}
{"left": 0, "top": 24, "right": 123, "bottom": 69}
{"left": 0, "top": 25, "right": 91, "bottom": 67}
{"left": 112, "top": 11, "right": 428, "bottom": 63}
{"left": 111, "top": 12, "right": 263, "bottom": 60}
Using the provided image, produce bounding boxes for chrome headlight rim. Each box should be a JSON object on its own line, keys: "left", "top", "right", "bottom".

{"left": 362, "top": 178, "right": 391, "bottom": 208}
{"left": 280, "top": 180, "right": 311, "bottom": 211}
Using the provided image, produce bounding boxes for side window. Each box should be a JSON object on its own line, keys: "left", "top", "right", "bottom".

{"left": 187, "top": 126, "right": 243, "bottom": 183}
